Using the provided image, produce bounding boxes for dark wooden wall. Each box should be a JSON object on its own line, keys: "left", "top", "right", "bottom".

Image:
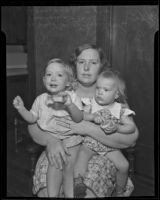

{"left": 97, "top": 5, "right": 158, "bottom": 195}
{"left": 27, "top": 6, "right": 97, "bottom": 103}
{"left": 7, "top": 75, "right": 29, "bottom": 128}
{"left": 4, "top": 5, "right": 158, "bottom": 196}
{"left": 1, "top": 6, "right": 27, "bottom": 45}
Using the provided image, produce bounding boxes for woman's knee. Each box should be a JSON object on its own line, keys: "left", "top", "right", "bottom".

{"left": 118, "top": 159, "right": 129, "bottom": 173}
{"left": 120, "top": 159, "right": 129, "bottom": 173}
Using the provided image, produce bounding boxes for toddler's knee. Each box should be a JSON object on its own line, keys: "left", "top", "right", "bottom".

{"left": 74, "top": 167, "right": 86, "bottom": 178}
{"left": 64, "top": 162, "right": 74, "bottom": 173}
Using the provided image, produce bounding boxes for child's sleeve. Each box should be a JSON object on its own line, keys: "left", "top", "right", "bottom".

{"left": 122, "top": 108, "right": 136, "bottom": 117}
{"left": 30, "top": 96, "right": 41, "bottom": 120}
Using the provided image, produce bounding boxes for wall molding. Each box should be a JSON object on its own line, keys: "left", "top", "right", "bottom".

{"left": 96, "top": 6, "right": 113, "bottom": 65}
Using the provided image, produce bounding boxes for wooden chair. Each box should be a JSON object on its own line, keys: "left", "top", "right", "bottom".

{"left": 14, "top": 117, "right": 136, "bottom": 195}
{"left": 14, "top": 117, "right": 44, "bottom": 195}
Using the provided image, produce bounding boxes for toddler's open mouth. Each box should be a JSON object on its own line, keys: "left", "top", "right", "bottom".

{"left": 50, "top": 84, "right": 58, "bottom": 88}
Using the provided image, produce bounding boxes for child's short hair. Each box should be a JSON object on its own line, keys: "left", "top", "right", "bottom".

{"left": 98, "top": 69, "right": 127, "bottom": 103}
{"left": 46, "top": 58, "right": 76, "bottom": 90}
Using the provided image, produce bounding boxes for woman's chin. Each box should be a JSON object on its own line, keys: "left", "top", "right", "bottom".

{"left": 79, "top": 80, "right": 96, "bottom": 87}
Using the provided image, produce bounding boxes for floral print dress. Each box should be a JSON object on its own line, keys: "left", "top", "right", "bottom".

{"left": 32, "top": 97, "right": 134, "bottom": 197}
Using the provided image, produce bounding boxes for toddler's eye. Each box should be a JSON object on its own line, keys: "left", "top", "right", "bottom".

{"left": 58, "top": 74, "right": 63, "bottom": 77}
{"left": 46, "top": 73, "right": 51, "bottom": 77}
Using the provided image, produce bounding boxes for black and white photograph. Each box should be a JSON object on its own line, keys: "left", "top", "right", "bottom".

{"left": 1, "top": 2, "right": 159, "bottom": 198}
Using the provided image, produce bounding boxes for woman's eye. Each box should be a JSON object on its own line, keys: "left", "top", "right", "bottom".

{"left": 58, "top": 74, "right": 63, "bottom": 77}
{"left": 78, "top": 60, "right": 85, "bottom": 64}
{"left": 91, "top": 61, "right": 97, "bottom": 65}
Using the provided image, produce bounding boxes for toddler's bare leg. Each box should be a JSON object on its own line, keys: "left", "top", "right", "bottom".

{"left": 47, "top": 164, "right": 62, "bottom": 197}
{"left": 73, "top": 145, "right": 95, "bottom": 198}
{"left": 74, "top": 144, "right": 95, "bottom": 178}
{"left": 63, "top": 145, "right": 80, "bottom": 198}
{"left": 107, "top": 150, "right": 129, "bottom": 196}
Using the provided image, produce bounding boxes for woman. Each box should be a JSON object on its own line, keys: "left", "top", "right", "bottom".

{"left": 28, "top": 44, "right": 139, "bottom": 197}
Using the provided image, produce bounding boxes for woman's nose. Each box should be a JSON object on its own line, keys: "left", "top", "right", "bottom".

{"left": 84, "top": 62, "right": 90, "bottom": 71}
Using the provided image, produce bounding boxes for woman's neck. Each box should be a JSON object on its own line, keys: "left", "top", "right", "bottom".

{"left": 76, "top": 82, "right": 96, "bottom": 98}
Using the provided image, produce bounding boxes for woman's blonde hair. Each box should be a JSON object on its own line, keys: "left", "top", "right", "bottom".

{"left": 46, "top": 58, "right": 76, "bottom": 90}
{"left": 98, "top": 69, "right": 127, "bottom": 103}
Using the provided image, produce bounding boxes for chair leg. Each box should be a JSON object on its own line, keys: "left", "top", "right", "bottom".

{"left": 28, "top": 153, "right": 37, "bottom": 196}
{"left": 127, "top": 148, "right": 135, "bottom": 178}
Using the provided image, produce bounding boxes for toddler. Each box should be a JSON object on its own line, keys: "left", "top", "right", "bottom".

{"left": 13, "top": 58, "right": 83, "bottom": 197}
{"left": 74, "top": 69, "right": 136, "bottom": 197}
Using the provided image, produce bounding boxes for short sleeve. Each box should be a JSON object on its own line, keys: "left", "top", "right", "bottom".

{"left": 122, "top": 108, "right": 135, "bottom": 117}
{"left": 30, "top": 95, "right": 42, "bottom": 118}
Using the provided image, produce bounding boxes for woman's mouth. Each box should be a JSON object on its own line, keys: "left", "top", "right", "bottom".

{"left": 82, "top": 74, "right": 91, "bottom": 78}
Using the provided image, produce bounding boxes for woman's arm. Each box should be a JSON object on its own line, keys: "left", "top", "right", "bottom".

{"left": 86, "top": 121, "right": 139, "bottom": 148}
{"left": 28, "top": 123, "right": 52, "bottom": 145}
{"left": 28, "top": 123, "right": 70, "bottom": 169}
{"left": 117, "top": 115, "right": 136, "bottom": 134}
{"left": 62, "top": 120, "right": 139, "bottom": 149}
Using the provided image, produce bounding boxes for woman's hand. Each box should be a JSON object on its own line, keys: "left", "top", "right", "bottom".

{"left": 46, "top": 137, "right": 71, "bottom": 169}
{"left": 55, "top": 118, "right": 91, "bottom": 136}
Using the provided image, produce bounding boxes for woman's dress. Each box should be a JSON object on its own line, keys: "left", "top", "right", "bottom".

{"left": 32, "top": 97, "right": 134, "bottom": 197}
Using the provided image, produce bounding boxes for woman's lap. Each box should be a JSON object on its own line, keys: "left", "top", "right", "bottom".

{"left": 33, "top": 151, "right": 134, "bottom": 197}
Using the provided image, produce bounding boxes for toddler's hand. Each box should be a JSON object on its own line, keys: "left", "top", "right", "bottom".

{"left": 101, "top": 119, "right": 118, "bottom": 134}
{"left": 13, "top": 96, "right": 24, "bottom": 110}
{"left": 94, "top": 115, "right": 103, "bottom": 124}
{"left": 59, "top": 92, "right": 72, "bottom": 106}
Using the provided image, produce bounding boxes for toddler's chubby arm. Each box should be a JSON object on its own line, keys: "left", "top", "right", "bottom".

{"left": 117, "top": 115, "right": 136, "bottom": 134}
{"left": 83, "top": 112, "right": 102, "bottom": 124}
{"left": 59, "top": 91, "right": 83, "bottom": 123}
{"left": 13, "top": 96, "right": 37, "bottom": 123}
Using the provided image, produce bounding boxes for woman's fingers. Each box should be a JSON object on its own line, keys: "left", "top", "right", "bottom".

{"left": 48, "top": 151, "right": 63, "bottom": 170}
{"left": 55, "top": 117, "right": 74, "bottom": 129}
{"left": 56, "top": 121, "right": 70, "bottom": 129}
{"left": 63, "top": 129, "right": 75, "bottom": 136}
{"left": 47, "top": 152, "right": 57, "bottom": 167}
{"left": 60, "top": 145, "right": 70, "bottom": 165}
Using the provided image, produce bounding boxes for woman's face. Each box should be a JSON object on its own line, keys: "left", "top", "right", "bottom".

{"left": 76, "top": 48, "right": 102, "bottom": 87}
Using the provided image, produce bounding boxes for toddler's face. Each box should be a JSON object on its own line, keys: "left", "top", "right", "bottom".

{"left": 43, "top": 63, "right": 69, "bottom": 94}
{"left": 95, "top": 77, "right": 119, "bottom": 106}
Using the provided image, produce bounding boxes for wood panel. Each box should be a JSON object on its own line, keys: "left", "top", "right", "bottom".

{"left": 7, "top": 75, "right": 29, "bottom": 128}
{"left": 1, "top": 6, "right": 27, "bottom": 45}
{"left": 27, "top": 6, "right": 97, "bottom": 96}
{"left": 96, "top": 5, "right": 158, "bottom": 196}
